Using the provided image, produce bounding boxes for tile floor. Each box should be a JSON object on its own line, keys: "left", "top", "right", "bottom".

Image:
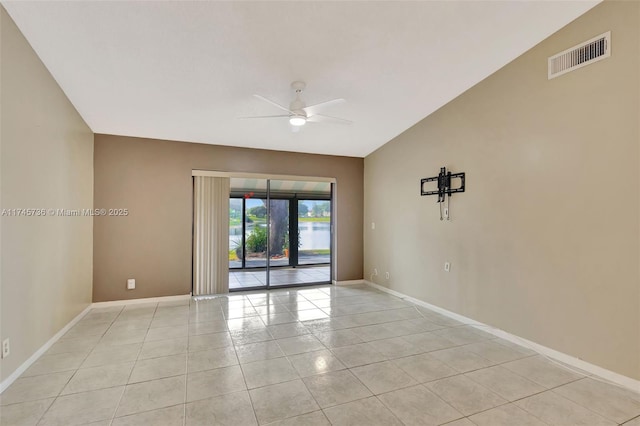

{"left": 229, "top": 266, "right": 330, "bottom": 290}
{"left": 1, "top": 284, "right": 639, "bottom": 426}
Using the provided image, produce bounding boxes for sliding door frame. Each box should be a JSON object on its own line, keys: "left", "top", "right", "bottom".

{"left": 193, "top": 170, "right": 336, "bottom": 293}
{"left": 266, "top": 179, "right": 271, "bottom": 289}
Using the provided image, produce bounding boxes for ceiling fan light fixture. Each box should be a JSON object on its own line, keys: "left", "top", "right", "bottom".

{"left": 245, "top": 83, "right": 351, "bottom": 128}
{"left": 289, "top": 116, "right": 306, "bottom": 126}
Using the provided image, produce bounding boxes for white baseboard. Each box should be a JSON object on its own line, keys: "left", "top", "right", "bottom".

{"left": 365, "top": 280, "right": 640, "bottom": 393}
{"left": 0, "top": 304, "right": 92, "bottom": 394}
{"left": 332, "top": 279, "right": 365, "bottom": 286}
{"left": 91, "top": 294, "right": 191, "bottom": 308}
{"left": 1, "top": 293, "right": 193, "bottom": 395}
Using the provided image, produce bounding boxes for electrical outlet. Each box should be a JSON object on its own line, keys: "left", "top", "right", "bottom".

{"left": 2, "top": 339, "right": 10, "bottom": 358}
{"left": 444, "top": 262, "right": 451, "bottom": 272}
{"left": 373, "top": 268, "right": 378, "bottom": 276}
{"left": 127, "top": 279, "right": 135, "bottom": 290}
{"left": 371, "top": 222, "right": 375, "bottom": 230}
{"left": 385, "top": 272, "right": 390, "bottom": 280}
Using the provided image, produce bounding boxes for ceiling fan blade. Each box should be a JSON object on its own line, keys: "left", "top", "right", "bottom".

{"left": 238, "top": 114, "right": 290, "bottom": 119}
{"left": 307, "top": 113, "right": 353, "bottom": 125}
{"left": 253, "top": 94, "right": 294, "bottom": 114}
{"left": 303, "top": 98, "right": 345, "bottom": 115}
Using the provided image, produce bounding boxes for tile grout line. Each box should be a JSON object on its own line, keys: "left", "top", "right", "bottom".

{"left": 183, "top": 315, "right": 189, "bottom": 426}
{"left": 623, "top": 414, "right": 640, "bottom": 425}
{"left": 239, "top": 350, "right": 262, "bottom": 425}
{"left": 107, "top": 302, "right": 159, "bottom": 425}
{"left": 31, "top": 306, "right": 125, "bottom": 426}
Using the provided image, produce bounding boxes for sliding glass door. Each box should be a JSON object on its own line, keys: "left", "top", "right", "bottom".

{"left": 228, "top": 178, "right": 332, "bottom": 291}
{"left": 268, "top": 199, "right": 289, "bottom": 268}
{"left": 245, "top": 196, "right": 268, "bottom": 269}
{"left": 298, "top": 200, "right": 331, "bottom": 266}
{"left": 227, "top": 180, "right": 268, "bottom": 290}
{"left": 228, "top": 198, "right": 243, "bottom": 270}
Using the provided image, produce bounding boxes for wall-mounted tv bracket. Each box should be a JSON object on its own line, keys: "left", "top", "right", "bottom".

{"left": 421, "top": 167, "right": 465, "bottom": 220}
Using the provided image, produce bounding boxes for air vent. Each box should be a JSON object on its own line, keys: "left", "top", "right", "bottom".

{"left": 548, "top": 31, "right": 610, "bottom": 79}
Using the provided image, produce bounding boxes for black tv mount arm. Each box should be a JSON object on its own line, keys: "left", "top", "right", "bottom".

{"left": 421, "top": 167, "right": 465, "bottom": 203}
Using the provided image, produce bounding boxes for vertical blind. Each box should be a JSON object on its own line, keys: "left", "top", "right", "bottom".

{"left": 193, "top": 176, "right": 230, "bottom": 295}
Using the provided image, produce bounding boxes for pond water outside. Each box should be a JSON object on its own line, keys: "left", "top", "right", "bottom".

{"left": 229, "top": 221, "right": 330, "bottom": 251}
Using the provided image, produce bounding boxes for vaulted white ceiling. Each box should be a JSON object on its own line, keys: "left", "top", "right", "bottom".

{"left": 3, "top": 1, "right": 599, "bottom": 157}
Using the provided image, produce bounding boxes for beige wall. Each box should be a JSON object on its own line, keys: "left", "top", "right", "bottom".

{"left": 365, "top": 1, "right": 639, "bottom": 380}
{"left": 0, "top": 8, "right": 94, "bottom": 382}
{"left": 93, "top": 134, "right": 363, "bottom": 302}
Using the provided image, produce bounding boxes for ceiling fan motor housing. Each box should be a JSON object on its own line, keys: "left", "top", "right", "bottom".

{"left": 291, "top": 81, "right": 306, "bottom": 92}
{"left": 290, "top": 81, "right": 307, "bottom": 118}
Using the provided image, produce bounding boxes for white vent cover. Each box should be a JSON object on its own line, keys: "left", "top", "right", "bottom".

{"left": 548, "top": 31, "right": 610, "bottom": 79}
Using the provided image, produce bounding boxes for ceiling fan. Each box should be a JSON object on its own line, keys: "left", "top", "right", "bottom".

{"left": 240, "top": 81, "right": 352, "bottom": 129}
